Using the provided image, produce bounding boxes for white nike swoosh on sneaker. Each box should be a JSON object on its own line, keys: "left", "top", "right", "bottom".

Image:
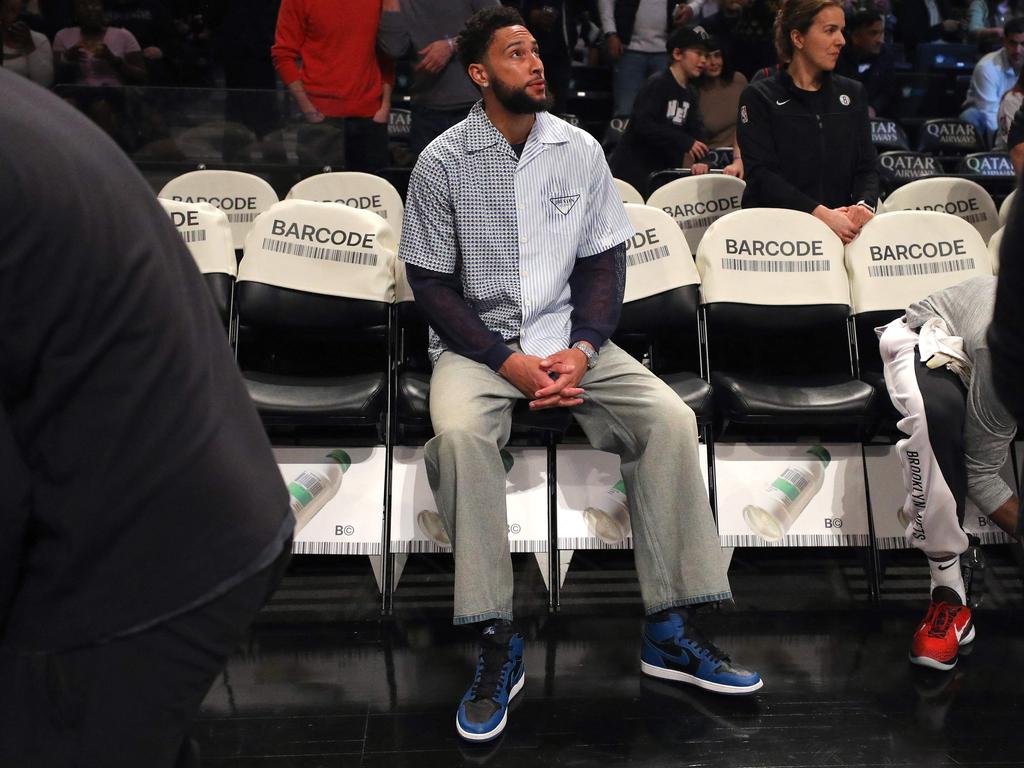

{"left": 954, "top": 622, "right": 970, "bottom": 642}
{"left": 776, "top": 99, "right": 790, "bottom": 106}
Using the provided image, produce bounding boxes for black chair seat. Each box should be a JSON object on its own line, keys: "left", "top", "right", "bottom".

{"left": 662, "top": 371, "right": 714, "bottom": 422}
{"left": 203, "top": 272, "right": 233, "bottom": 327}
{"left": 861, "top": 370, "right": 902, "bottom": 424}
{"left": 244, "top": 370, "right": 385, "bottom": 423}
{"left": 711, "top": 371, "right": 875, "bottom": 422}
{"left": 397, "top": 370, "right": 571, "bottom": 443}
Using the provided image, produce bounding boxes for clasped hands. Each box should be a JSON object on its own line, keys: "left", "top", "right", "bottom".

{"left": 498, "top": 348, "right": 589, "bottom": 410}
{"left": 812, "top": 203, "right": 874, "bottom": 245}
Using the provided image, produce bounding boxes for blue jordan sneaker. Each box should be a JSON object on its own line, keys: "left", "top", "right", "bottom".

{"left": 456, "top": 622, "right": 525, "bottom": 742}
{"left": 641, "top": 610, "right": 763, "bottom": 694}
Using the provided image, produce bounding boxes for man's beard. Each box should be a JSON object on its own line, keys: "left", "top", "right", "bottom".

{"left": 491, "top": 75, "right": 551, "bottom": 114}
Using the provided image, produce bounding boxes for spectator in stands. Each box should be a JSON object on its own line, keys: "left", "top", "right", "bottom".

{"left": 599, "top": 0, "right": 690, "bottom": 115}
{"left": 611, "top": 26, "right": 711, "bottom": 196}
{"left": 695, "top": 36, "right": 746, "bottom": 176}
{"left": 0, "top": 67, "right": 293, "bottom": 767}
{"left": 967, "top": 0, "right": 1023, "bottom": 50}
{"left": 878, "top": 276, "right": 1019, "bottom": 672}
{"left": 400, "top": 7, "right": 762, "bottom": 744}
{"left": 2, "top": 0, "right": 54, "bottom": 86}
{"left": 961, "top": 18, "right": 1024, "bottom": 140}
{"left": 995, "top": 69, "right": 1024, "bottom": 146}
{"left": 897, "top": 0, "right": 964, "bottom": 58}
{"left": 379, "top": 0, "right": 498, "bottom": 156}
{"left": 1005, "top": 98, "right": 1024, "bottom": 169}
{"left": 835, "top": 9, "right": 895, "bottom": 117}
{"left": 718, "top": 0, "right": 779, "bottom": 79}
{"left": 103, "top": 0, "right": 176, "bottom": 83}
{"left": 738, "top": 0, "right": 877, "bottom": 243}
{"left": 272, "top": 0, "right": 392, "bottom": 173}
{"left": 53, "top": 0, "right": 146, "bottom": 86}
{"left": 520, "top": 0, "right": 581, "bottom": 113}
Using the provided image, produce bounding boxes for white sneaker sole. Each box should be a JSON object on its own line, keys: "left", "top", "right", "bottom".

{"left": 908, "top": 623, "right": 976, "bottom": 671}
{"left": 455, "top": 672, "right": 525, "bottom": 743}
{"left": 641, "top": 660, "right": 764, "bottom": 695}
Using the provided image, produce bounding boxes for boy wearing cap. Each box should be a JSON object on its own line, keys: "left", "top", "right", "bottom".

{"left": 611, "top": 26, "right": 711, "bottom": 197}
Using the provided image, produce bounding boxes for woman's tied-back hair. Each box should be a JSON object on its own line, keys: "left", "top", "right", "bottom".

{"left": 774, "top": 0, "right": 843, "bottom": 63}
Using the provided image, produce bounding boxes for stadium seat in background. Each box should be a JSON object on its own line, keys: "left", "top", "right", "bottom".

{"left": 870, "top": 118, "right": 911, "bottom": 152}
{"left": 844, "top": 210, "right": 993, "bottom": 430}
{"left": 914, "top": 43, "right": 978, "bottom": 74}
{"left": 917, "top": 118, "right": 984, "bottom": 157}
{"left": 989, "top": 226, "right": 1003, "bottom": 273}
{"left": 877, "top": 151, "right": 942, "bottom": 195}
{"left": 287, "top": 171, "right": 405, "bottom": 239}
{"left": 704, "top": 146, "right": 735, "bottom": 171}
{"left": 614, "top": 178, "right": 644, "bottom": 205}
{"left": 880, "top": 176, "right": 1000, "bottom": 241}
{"left": 956, "top": 151, "right": 1014, "bottom": 177}
{"left": 696, "top": 208, "right": 875, "bottom": 438}
{"left": 646, "top": 174, "right": 745, "bottom": 254}
{"left": 999, "top": 188, "right": 1016, "bottom": 225}
{"left": 234, "top": 199, "right": 396, "bottom": 438}
{"left": 159, "top": 169, "right": 279, "bottom": 251}
{"left": 159, "top": 198, "right": 237, "bottom": 328}
{"left": 602, "top": 116, "right": 630, "bottom": 156}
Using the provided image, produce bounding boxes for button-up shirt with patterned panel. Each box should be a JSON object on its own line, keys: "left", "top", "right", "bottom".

{"left": 399, "top": 101, "right": 635, "bottom": 364}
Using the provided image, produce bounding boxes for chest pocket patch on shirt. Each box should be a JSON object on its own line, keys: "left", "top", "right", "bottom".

{"left": 550, "top": 194, "right": 580, "bottom": 216}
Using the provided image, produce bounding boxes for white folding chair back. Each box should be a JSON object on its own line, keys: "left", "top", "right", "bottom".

{"left": 622, "top": 203, "right": 699, "bottom": 303}
{"left": 613, "top": 178, "right": 644, "bottom": 205}
{"left": 645, "top": 174, "right": 745, "bottom": 254}
{"left": 159, "top": 170, "right": 279, "bottom": 250}
{"left": 696, "top": 208, "right": 849, "bottom": 306}
{"left": 845, "top": 210, "right": 991, "bottom": 313}
{"left": 287, "top": 172, "right": 404, "bottom": 238}
{"left": 999, "top": 188, "right": 1016, "bottom": 226}
{"left": 238, "top": 199, "right": 397, "bottom": 302}
{"left": 879, "top": 177, "right": 999, "bottom": 242}
{"left": 989, "top": 226, "right": 1004, "bottom": 274}
{"left": 159, "top": 199, "right": 236, "bottom": 277}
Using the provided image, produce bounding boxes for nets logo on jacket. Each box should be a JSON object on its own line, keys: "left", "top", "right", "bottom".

{"left": 666, "top": 99, "right": 691, "bottom": 125}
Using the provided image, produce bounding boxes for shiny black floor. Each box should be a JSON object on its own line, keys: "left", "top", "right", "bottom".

{"left": 195, "top": 550, "right": 1024, "bottom": 767}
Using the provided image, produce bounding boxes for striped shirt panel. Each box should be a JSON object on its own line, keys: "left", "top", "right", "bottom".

{"left": 398, "top": 102, "right": 634, "bottom": 362}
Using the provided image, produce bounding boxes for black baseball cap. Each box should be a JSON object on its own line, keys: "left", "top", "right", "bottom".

{"left": 666, "top": 25, "right": 711, "bottom": 53}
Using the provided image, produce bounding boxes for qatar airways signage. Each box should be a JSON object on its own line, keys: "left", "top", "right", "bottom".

{"left": 870, "top": 119, "right": 906, "bottom": 148}
{"left": 963, "top": 154, "right": 1013, "bottom": 176}
{"left": 924, "top": 120, "right": 978, "bottom": 148}
{"left": 878, "top": 153, "right": 940, "bottom": 180}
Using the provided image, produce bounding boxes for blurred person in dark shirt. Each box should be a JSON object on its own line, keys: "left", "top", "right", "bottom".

{"left": 835, "top": 9, "right": 895, "bottom": 117}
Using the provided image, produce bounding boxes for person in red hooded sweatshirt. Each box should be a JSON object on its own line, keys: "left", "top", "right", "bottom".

{"left": 272, "top": 0, "right": 394, "bottom": 172}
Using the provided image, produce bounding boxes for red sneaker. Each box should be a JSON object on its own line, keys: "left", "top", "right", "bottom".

{"left": 909, "top": 587, "right": 975, "bottom": 671}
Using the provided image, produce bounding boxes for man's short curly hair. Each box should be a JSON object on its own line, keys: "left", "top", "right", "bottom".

{"left": 457, "top": 6, "right": 527, "bottom": 71}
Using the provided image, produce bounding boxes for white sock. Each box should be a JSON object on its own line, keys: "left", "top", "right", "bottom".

{"left": 928, "top": 555, "right": 966, "bottom": 603}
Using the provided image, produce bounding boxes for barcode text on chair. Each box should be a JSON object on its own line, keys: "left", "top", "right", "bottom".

{"left": 721, "top": 258, "right": 831, "bottom": 272}
{"left": 867, "top": 258, "right": 976, "bottom": 277}
{"left": 626, "top": 245, "right": 670, "bottom": 268}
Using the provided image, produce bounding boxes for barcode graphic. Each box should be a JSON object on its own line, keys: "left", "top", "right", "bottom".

{"left": 722, "top": 258, "right": 831, "bottom": 272}
{"left": 509, "top": 540, "right": 549, "bottom": 553}
{"left": 878, "top": 531, "right": 1010, "bottom": 550}
{"left": 227, "top": 212, "right": 258, "bottom": 223}
{"left": 626, "top": 245, "right": 670, "bottom": 267}
{"left": 721, "top": 534, "right": 869, "bottom": 547}
{"left": 679, "top": 215, "right": 718, "bottom": 231}
{"left": 292, "top": 471, "right": 325, "bottom": 497}
{"left": 962, "top": 212, "right": 987, "bottom": 224}
{"left": 181, "top": 229, "right": 207, "bottom": 243}
{"left": 291, "top": 541, "right": 382, "bottom": 555}
{"left": 392, "top": 541, "right": 451, "bottom": 554}
{"left": 780, "top": 468, "right": 810, "bottom": 492}
{"left": 261, "top": 237, "right": 378, "bottom": 266}
{"left": 557, "top": 537, "right": 633, "bottom": 550}
{"left": 867, "top": 258, "right": 975, "bottom": 277}
{"left": 877, "top": 536, "right": 911, "bottom": 550}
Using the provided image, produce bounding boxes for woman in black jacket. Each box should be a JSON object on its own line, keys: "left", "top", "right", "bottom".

{"left": 736, "top": 0, "right": 878, "bottom": 243}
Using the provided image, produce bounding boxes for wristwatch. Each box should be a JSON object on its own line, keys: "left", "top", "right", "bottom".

{"left": 572, "top": 341, "right": 598, "bottom": 369}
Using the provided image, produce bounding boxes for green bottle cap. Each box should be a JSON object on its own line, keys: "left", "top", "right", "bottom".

{"left": 806, "top": 445, "right": 831, "bottom": 466}
{"left": 327, "top": 449, "right": 351, "bottom": 472}
{"left": 613, "top": 479, "right": 627, "bottom": 494}
{"left": 500, "top": 449, "right": 514, "bottom": 474}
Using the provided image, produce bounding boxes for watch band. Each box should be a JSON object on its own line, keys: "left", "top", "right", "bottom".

{"left": 572, "top": 341, "right": 598, "bottom": 369}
